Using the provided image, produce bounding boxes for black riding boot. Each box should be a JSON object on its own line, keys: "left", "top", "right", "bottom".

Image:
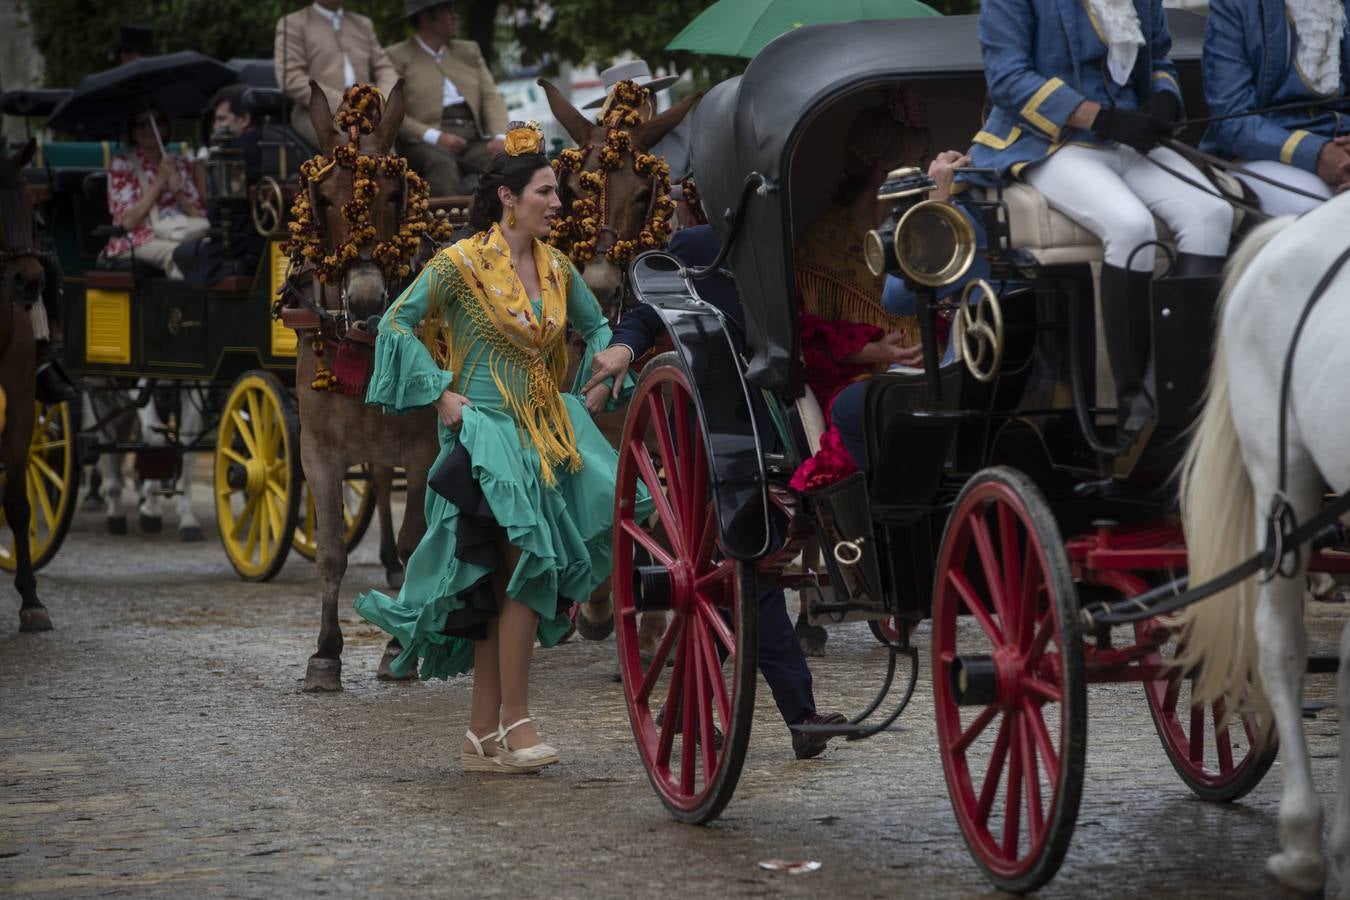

{"left": 35, "top": 341, "right": 78, "bottom": 404}
{"left": 1172, "top": 252, "right": 1226, "bottom": 278}
{"left": 1098, "top": 264, "right": 1155, "bottom": 439}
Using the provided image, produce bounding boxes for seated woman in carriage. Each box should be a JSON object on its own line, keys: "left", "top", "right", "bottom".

{"left": 973, "top": 0, "right": 1233, "bottom": 439}
{"left": 1200, "top": 0, "right": 1350, "bottom": 216}
{"left": 102, "top": 102, "right": 207, "bottom": 279}
{"left": 788, "top": 97, "right": 927, "bottom": 491}
{"left": 791, "top": 97, "right": 996, "bottom": 485}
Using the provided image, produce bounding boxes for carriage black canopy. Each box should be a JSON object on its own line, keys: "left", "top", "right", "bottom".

{"left": 687, "top": 12, "right": 1206, "bottom": 394}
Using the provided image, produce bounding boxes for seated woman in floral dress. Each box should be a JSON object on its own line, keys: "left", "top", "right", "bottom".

{"left": 355, "top": 123, "right": 647, "bottom": 775}
{"left": 103, "top": 103, "right": 206, "bottom": 278}
{"left": 789, "top": 97, "right": 928, "bottom": 493}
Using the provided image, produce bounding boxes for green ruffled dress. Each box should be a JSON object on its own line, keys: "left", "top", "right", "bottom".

{"left": 354, "top": 248, "right": 642, "bottom": 679}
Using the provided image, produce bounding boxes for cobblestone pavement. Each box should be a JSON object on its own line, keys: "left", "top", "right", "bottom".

{"left": 2, "top": 484, "right": 1347, "bottom": 898}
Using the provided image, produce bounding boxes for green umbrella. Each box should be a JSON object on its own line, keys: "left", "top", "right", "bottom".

{"left": 666, "top": 0, "right": 942, "bottom": 59}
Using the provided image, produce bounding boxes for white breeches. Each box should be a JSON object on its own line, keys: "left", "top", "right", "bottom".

{"left": 1236, "top": 159, "right": 1332, "bottom": 217}
{"left": 1024, "top": 143, "right": 1234, "bottom": 271}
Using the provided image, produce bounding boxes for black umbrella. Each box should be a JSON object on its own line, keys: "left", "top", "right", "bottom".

{"left": 47, "top": 51, "right": 237, "bottom": 139}
{"left": 226, "top": 58, "right": 279, "bottom": 89}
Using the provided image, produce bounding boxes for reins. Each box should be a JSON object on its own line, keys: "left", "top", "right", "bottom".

{"left": 1175, "top": 95, "right": 1350, "bottom": 130}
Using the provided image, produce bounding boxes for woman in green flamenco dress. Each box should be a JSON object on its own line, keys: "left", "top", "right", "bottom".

{"left": 356, "top": 122, "right": 644, "bottom": 774}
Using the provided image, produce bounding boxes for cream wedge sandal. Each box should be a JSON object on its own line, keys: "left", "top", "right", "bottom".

{"left": 496, "top": 717, "right": 559, "bottom": 772}
{"left": 462, "top": 727, "right": 505, "bottom": 774}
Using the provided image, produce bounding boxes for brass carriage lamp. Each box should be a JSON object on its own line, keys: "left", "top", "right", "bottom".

{"left": 207, "top": 139, "right": 249, "bottom": 202}
{"left": 864, "top": 167, "right": 976, "bottom": 286}
{"left": 864, "top": 167, "right": 981, "bottom": 397}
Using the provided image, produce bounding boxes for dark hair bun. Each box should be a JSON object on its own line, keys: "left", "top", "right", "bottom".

{"left": 467, "top": 151, "right": 551, "bottom": 233}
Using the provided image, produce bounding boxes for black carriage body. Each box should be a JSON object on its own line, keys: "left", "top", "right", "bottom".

{"left": 613, "top": 13, "right": 1276, "bottom": 890}
{"left": 59, "top": 244, "right": 297, "bottom": 385}
{"left": 690, "top": 12, "right": 1209, "bottom": 396}
{"left": 661, "top": 11, "right": 1215, "bottom": 610}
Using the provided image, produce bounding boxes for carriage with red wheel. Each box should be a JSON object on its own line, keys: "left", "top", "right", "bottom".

{"left": 604, "top": 12, "right": 1350, "bottom": 892}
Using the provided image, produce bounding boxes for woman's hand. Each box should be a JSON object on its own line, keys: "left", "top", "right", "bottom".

{"left": 158, "top": 158, "right": 183, "bottom": 195}
{"left": 878, "top": 330, "right": 924, "bottom": 367}
{"left": 581, "top": 345, "right": 634, "bottom": 403}
{"left": 433, "top": 389, "right": 471, "bottom": 430}
{"left": 583, "top": 382, "right": 611, "bottom": 415}
{"left": 846, "top": 331, "right": 924, "bottom": 367}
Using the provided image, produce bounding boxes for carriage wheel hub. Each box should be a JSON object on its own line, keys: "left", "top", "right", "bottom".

{"left": 242, "top": 458, "right": 268, "bottom": 494}
{"left": 993, "top": 647, "right": 1026, "bottom": 709}
{"left": 668, "top": 560, "right": 696, "bottom": 612}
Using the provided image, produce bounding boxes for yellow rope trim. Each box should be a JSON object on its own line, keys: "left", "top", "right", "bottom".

{"left": 1021, "top": 77, "right": 1066, "bottom": 139}
{"left": 1280, "top": 130, "right": 1312, "bottom": 165}
{"left": 796, "top": 264, "right": 919, "bottom": 345}
{"left": 974, "top": 126, "right": 1023, "bottom": 150}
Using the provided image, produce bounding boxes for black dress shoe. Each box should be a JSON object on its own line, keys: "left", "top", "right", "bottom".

{"left": 792, "top": 711, "right": 848, "bottom": 760}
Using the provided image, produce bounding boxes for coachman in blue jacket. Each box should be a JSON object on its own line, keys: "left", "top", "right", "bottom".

{"left": 970, "top": 0, "right": 1233, "bottom": 438}
{"left": 1200, "top": 0, "right": 1350, "bottom": 215}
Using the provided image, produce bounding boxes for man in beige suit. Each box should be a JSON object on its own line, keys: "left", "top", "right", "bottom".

{"left": 274, "top": 1, "right": 398, "bottom": 148}
{"left": 385, "top": 0, "right": 509, "bottom": 196}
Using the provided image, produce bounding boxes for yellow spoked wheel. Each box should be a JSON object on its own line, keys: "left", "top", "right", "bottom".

{"left": 293, "top": 464, "right": 377, "bottom": 560}
{"left": 214, "top": 371, "right": 300, "bottom": 581}
{"left": 0, "top": 400, "right": 78, "bottom": 573}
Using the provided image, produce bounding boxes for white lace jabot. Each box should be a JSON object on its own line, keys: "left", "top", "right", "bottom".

{"left": 1086, "top": 0, "right": 1146, "bottom": 86}
{"left": 1287, "top": 0, "right": 1346, "bottom": 96}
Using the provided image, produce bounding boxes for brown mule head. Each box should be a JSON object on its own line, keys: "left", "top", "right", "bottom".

{"left": 538, "top": 79, "right": 703, "bottom": 312}
{"left": 307, "top": 83, "right": 411, "bottom": 322}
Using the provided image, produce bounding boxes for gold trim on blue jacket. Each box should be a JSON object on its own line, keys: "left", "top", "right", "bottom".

{"left": 1199, "top": 0, "right": 1349, "bottom": 174}
{"left": 971, "top": 0, "right": 1183, "bottom": 179}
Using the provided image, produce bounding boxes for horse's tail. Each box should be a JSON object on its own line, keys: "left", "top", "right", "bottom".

{"left": 1171, "top": 215, "right": 1296, "bottom": 741}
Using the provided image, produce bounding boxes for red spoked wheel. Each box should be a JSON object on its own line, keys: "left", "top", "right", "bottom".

{"left": 933, "top": 467, "right": 1085, "bottom": 894}
{"left": 1138, "top": 621, "right": 1276, "bottom": 801}
{"left": 613, "top": 353, "right": 757, "bottom": 825}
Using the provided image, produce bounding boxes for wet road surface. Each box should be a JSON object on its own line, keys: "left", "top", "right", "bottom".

{"left": 2, "top": 482, "right": 1347, "bottom": 898}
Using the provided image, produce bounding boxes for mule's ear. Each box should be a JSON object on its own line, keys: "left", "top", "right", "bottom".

{"left": 376, "top": 79, "right": 406, "bottom": 153}
{"left": 12, "top": 138, "right": 36, "bottom": 170}
{"left": 634, "top": 90, "right": 703, "bottom": 150}
{"left": 308, "top": 80, "right": 338, "bottom": 154}
{"left": 538, "top": 78, "right": 594, "bottom": 146}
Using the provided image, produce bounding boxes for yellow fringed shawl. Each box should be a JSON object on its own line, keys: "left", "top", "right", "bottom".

{"left": 419, "top": 226, "right": 580, "bottom": 487}
{"left": 795, "top": 206, "right": 919, "bottom": 345}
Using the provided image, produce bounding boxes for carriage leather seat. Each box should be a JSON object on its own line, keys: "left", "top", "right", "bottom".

{"left": 976, "top": 167, "right": 1244, "bottom": 267}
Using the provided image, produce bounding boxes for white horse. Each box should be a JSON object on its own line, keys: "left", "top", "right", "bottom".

{"left": 1176, "top": 194, "right": 1350, "bottom": 897}
{"left": 86, "top": 379, "right": 205, "bottom": 540}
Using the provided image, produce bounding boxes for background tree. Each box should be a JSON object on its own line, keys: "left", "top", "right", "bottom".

{"left": 22, "top": 0, "right": 980, "bottom": 90}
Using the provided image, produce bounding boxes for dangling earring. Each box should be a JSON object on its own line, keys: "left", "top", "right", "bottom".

{"left": 507, "top": 204, "right": 516, "bottom": 229}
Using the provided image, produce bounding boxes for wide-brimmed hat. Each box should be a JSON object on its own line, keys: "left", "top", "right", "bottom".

{"left": 396, "top": 0, "right": 453, "bottom": 22}
{"left": 110, "top": 24, "right": 155, "bottom": 58}
{"left": 581, "top": 60, "right": 679, "bottom": 109}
